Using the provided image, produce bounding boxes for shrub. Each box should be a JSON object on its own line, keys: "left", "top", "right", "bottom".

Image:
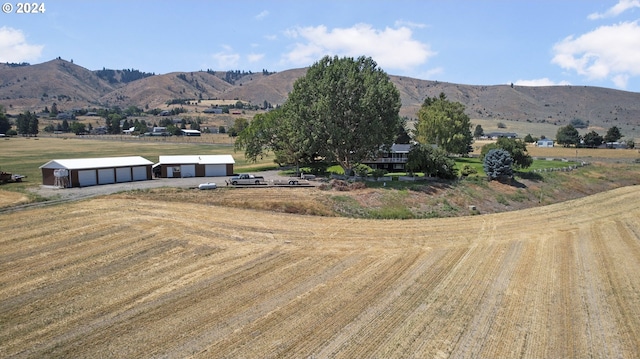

{"left": 460, "top": 165, "right": 478, "bottom": 177}
{"left": 483, "top": 149, "right": 513, "bottom": 181}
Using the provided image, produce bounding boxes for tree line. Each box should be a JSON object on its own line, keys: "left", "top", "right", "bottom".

{"left": 555, "top": 124, "right": 633, "bottom": 148}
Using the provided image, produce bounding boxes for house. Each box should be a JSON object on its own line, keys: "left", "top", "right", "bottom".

{"left": 154, "top": 155, "right": 235, "bottom": 178}
{"left": 203, "top": 107, "right": 223, "bottom": 114}
{"left": 600, "top": 142, "right": 628, "bottom": 149}
{"left": 484, "top": 132, "right": 518, "bottom": 139}
{"left": 361, "top": 144, "right": 411, "bottom": 172}
{"left": 181, "top": 129, "right": 201, "bottom": 136}
{"left": 40, "top": 156, "right": 153, "bottom": 188}
{"left": 146, "top": 127, "right": 169, "bottom": 136}
{"left": 56, "top": 112, "right": 75, "bottom": 120}
{"left": 537, "top": 139, "right": 554, "bottom": 147}
{"left": 92, "top": 126, "right": 108, "bottom": 135}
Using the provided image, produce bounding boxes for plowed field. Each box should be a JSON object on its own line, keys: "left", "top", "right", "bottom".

{"left": 2, "top": 186, "right": 640, "bottom": 358}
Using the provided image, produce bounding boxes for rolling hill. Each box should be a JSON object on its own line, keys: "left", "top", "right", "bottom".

{"left": 2, "top": 58, "right": 640, "bottom": 139}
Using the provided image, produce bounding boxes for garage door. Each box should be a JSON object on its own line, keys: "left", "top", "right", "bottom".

{"left": 115, "top": 167, "right": 132, "bottom": 183}
{"left": 205, "top": 164, "right": 226, "bottom": 177}
{"left": 181, "top": 165, "right": 196, "bottom": 178}
{"left": 98, "top": 168, "right": 115, "bottom": 184}
{"left": 132, "top": 166, "right": 148, "bottom": 181}
{"left": 78, "top": 170, "right": 97, "bottom": 187}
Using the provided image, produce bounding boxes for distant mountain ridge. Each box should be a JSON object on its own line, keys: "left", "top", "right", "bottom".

{"left": 1, "top": 58, "right": 639, "bottom": 135}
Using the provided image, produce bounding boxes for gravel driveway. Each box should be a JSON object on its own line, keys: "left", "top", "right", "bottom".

{"left": 30, "top": 170, "right": 315, "bottom": 201}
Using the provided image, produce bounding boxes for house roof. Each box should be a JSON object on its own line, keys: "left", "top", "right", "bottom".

{"left": 485, "top": 132, "right": 518, "bottom": 138}
{"left": 181, "top": 129, "right": 201, "bottom": 134}
{"left": 40, "top": 156, "right": 153, "bottom": 170}
{"left": 158, "top": 155, "right": 235, "bottom": 165}
{"left": 390, "top": 144, "right": 411, "bottom": 153}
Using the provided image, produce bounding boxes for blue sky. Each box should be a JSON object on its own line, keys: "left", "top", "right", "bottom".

{"left": 2, "top": 0, "right": 640, "bottom": 92}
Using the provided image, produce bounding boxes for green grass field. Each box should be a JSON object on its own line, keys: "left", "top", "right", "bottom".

{"left": 0, "top": 136, "right": 276, "bottom": 191}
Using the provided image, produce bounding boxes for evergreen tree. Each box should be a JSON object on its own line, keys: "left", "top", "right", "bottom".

{"left": 483, "top": 149, "right": 513, "bottom": 181}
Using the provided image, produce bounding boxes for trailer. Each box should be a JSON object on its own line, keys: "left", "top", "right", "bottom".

{"left": 0, "top": 171, "right": 25, "bottom": 183}
{"left": 272, "top": 178, "right": 309, "bottom": 186}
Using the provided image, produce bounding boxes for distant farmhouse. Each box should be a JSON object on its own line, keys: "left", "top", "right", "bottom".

{"left": 482, "top": 132, "right": 518, "bottom": 139}
{"left": 537, "top": 138, "right": 554, "bottom": 147}
{"left": 203, "top": 107, "right": 223, "bottom": 114}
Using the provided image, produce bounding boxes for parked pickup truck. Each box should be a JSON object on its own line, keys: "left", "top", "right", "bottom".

{"left": 227, "top": 173, "right": 265, "bottom": 185}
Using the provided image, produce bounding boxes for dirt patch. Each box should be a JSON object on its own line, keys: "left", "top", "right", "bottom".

{"left": 0, "top": 190, "right": 28, "bottom": 208}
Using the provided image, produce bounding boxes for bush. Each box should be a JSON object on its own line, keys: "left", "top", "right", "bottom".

{"left": 325, "top": 179, "right": 367, "bottom": 191}
{"left": 460, "top": 165, "right": 478, "bottom": 177}
{"left": 483, "top": 149, "right": 513, "bottom": 181}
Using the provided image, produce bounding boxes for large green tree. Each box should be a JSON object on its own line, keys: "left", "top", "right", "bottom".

{"left": 556, "top": 124, "right": 580, "bottom": 147}
{"left": 282, "top": 55, "right": 402, "bottom": 175}
{"left": 582, "top": 130, "right": 603, "bottom": 148}
{"left": 235, "top": 107, "right": 309, "bottom": 170}
{"left": 414, "top": 93, "right": 473, "bottom": 155}
{"left": 0, "top": 105, "right": 10, "bottom": 134}
{"left": 604, "top": 126, "right": 622, "bottom": 145}
{"left": 15, "top": 111, "right": 38, "bottom": 136}
{"left": 406, "top": 144, "right": 457, "bottom": 179}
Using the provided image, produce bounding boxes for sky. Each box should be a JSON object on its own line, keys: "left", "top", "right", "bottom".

{"left": 1, "top": 0, "right": 640, "bottom": 92}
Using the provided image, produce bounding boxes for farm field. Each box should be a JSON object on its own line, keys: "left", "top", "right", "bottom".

{"left": 1, "top": 186, "right": 640, "bottom": 358}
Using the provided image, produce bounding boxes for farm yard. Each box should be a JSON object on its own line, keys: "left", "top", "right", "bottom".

{"left": 1, "top": 186, "right": 640, "bottom": 358}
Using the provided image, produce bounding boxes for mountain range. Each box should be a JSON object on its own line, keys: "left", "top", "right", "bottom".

{"left": 2, "top": 58, "right": 640, "bottom": 139}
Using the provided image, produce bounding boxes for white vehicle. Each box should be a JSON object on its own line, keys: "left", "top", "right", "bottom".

{"left": 198, "top": 182, "right": 217, "bottom": 190}
{"left": 227, "top": 173, "right": 265, "bottom": 185}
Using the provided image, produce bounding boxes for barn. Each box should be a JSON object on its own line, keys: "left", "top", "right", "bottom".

{"left": 154, "top": 155, "right": 235, "bottom": 178}
{"left": 40, "top": 156, "right": 153, "bottom": 188}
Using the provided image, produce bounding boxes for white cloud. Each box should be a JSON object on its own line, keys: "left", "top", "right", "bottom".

{"left": 211, "top": 45, "right": 240, "bottom": 69}
{"left": 552, "top": 21, "right": 640, "bottom": 89}
{"left": 394, "top": 20, "right": 427, "bottom": 29}
{"left": 514, "top": 78, "right": 571, "bottom": 87}
{"left": 255, "top": 10, "right": 269, "bottom": 20}
{"left": 247, "top": 53, "right": 264, "bottom": 63}
{"left": 588, "top": 0, "right": 640, "bottom": 20}
{"left": 0, "top": 26, "right": 43, "bottom": 63}
{"left": 413, "top": 67, "right": 444, "bottom": 80}
{"left": 281, "top": 23, "right": 435, "bottom": 71}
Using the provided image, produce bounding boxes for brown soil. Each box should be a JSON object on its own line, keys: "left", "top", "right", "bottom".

{"left": 0, "top": 190, "right": 28, "bottom": 208}
{"left": 1, "top": 186, "right": 640, "bottom": 358}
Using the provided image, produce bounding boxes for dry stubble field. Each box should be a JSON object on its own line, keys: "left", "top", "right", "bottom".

{"left": 1, "top": 185, "right": 640, "bottom": 358}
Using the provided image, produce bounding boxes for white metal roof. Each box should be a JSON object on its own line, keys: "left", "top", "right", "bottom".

{"left": 40, "top": 156, "right": 153, "bottom": 170}
{"left": 158, "top": 155, "right": 235, "bottom": 165}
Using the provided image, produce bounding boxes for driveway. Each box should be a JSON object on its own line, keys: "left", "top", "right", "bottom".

{"left": 30, "top": 170, "right": 316, "bottom": 201}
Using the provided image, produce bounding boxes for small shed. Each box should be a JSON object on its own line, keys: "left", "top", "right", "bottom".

{"left": 40, "top": 156, "right": 153, "bottom": 188}
{"left": 537, "top": 139, "right": 554, "bottom": 147}
{"left": 155, "top": 155, "right": 235, "bottom": 178}
{"left": 181, "top": 129, "right": 201, "bottom": 136}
